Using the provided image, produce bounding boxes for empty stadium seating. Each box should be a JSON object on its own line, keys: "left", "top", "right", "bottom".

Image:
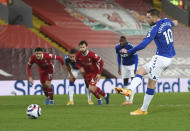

{"left": 1, "top": 0, "right": 189, "bottom": 79}
{"left": 0, "top": 25, "right": 67, "bottom": 80}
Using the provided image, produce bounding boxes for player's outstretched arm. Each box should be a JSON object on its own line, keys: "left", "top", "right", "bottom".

{"left": 48, "top": 53, "right": 64, "bottom": 66}
{"left": 27, "top": 65, "right": 34, "bottom": 85}
{"left": 27, "top": 57, "right": 34, "bottom": 85}
{"left": 64, "top": 63, "right": 75, "bottom": 81}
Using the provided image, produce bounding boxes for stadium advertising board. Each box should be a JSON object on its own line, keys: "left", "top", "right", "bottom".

{"left": 0, "top": 78, "right": 189, "bottom": 96}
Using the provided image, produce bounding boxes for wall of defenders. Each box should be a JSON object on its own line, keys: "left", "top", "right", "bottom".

{"left": 0, "top": 78, "right": 189, "bottom": 96}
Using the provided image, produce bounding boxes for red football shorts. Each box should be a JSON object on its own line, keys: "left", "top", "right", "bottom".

{"left": 39, "top": 70, "right": 53, "bottom": 84}
{"left": 84, "top": 73, "right": 97, "bottom": 86}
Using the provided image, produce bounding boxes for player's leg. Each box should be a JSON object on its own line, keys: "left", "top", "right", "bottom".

{"left": 130, "top": 55, "right": 173, "bottom": 115}
{"left": 128, "top": 67, "right": 147, "bottom": 92}
{"left": 122, "top": 78, "right": 130, "bottom": 105}
{"left": 115, "top": 67, "right": 147, "bottom": 96}
{"left": 130, "top": 79, "right": 155, "bottom": 115}
{"left": 67, "top": 69, "right": 78, "bottom": 105}
{"left": 43, "top": 71, "right": 54, "bottom": 105}
{"left": 45, "top": 80, "right": 54, "bottom": 105}
{"left": 121, "top": 65, "right": 133, "bottom": 105}
{"left": 67, "top": 79, "right": 75, "bottom": 105}
{"left": 85, "top": 82, "right": 94, "bottom": 105}
{"left": 40, "top": 72, "right": 50, "bottom": 105}
{"left": 88, "top": 85, "right": 102, "bottom": 105}
{"left": 41, "top": 83, "right": 49, "bottom": 105}
{"left": 141, "top": 79, "right": 156, "bottom": 112}
{"left": 85, "top": 73, "right": 109, "bottom": 105}
{"left": 128, "top": 65, "right": 137, "bottom": 104}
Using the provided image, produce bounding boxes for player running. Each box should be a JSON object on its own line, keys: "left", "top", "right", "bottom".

{"left": 64, "top": 48, "right": 94, "bottom": 105}
{"left": 115, "top": 8, "right": 178, "bottom": 115}
{"left": 27, "top": 47, "right": 64, "bottom": 105}
{"left": 76, "top": 40, "right": 109, "bottom": 105}
{"left": 115, "top": 36, "right": 138, "bottom": 105}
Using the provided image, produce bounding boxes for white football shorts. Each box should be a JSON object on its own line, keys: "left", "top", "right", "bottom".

{"left": 121, "top": 64, "right": 135, "bottom": 79}
{"left": 143, "top": 55, "right": 173, "bottom": 81}
{"left": 70, "top": 69, "right": 80, "bottom": 78}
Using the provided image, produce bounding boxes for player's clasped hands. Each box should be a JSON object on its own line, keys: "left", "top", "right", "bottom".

{"left": 121, "top": 48, "right": 127, "bottom": 54}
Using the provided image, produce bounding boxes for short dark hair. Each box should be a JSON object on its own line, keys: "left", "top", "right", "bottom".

{"left": 78, "top": 40, "right": 88, "bottom": 46}
{"left": 147, "top": 8, "right": 160, "bottom": 17}
{"left": 69, "top": 48, "right": 77, "bottom": 54}
{"left": 120, "top": 36, "right": 126, "bottom": 42}
{"left": 35, "top": 47, "right": 43, "bottom": 52}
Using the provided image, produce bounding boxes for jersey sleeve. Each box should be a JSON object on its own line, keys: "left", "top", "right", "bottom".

{"left": 127, "top": 25, "right": 158, "bottom": 54}
{"left": 134, "top": 54, "right": 138, "bottom": 71}
{"left": 115, "top": 46, "right": 121, "bottom": 67}
{"left": 27, "top": 56, "right": 34, "bottom": 77}
{"left": 169, "top": 19, "right": 175, "bottom": 27}
{"left": 75, "top": 53, "right": 82, "bottom": 70}
{"left": 127, "top": 42, "right": 137, "bottom": 56}
{"left": 91, "top": 52, "right": 104, "bottom": 74}
{"left": 48, "top": 53, "right": 64, "bottom": 65}
{"left": 64, "top": 55, "right": 69, "bottom": 65}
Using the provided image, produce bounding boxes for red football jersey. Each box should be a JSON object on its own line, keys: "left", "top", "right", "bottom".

{"left": 27, "top": 52, "right": 64, "bottom": 77}
{"left": 76, "top": 50, "right": 103, "bottom": 74}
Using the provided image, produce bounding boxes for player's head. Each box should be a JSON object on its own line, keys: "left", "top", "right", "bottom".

{"left": 69, "top": 48, "right": 77, "bottom": 62}
{"left": 120, "top": 36, "right": 127, "bottom": 47}
{"left": 78, "top": 40, "right": 88, "bottom": 54}
{"left": 146, "top": 8, "right": 160, "bottom": 26}
{"left": 34, "top": 47, "right": 43, "bottom": 60}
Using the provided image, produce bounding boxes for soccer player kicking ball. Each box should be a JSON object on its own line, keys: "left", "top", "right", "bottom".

{"left": 76, "top": 41, "right": 110, "bottom": 105}
{"left": 115, "top": 8, "right": 178, "bottom": 115}
{"left": 64, "top": 48, "right": 94, "bottom": 105}
{"left": 27, "top": 47, "right": 64, "bottom": 105}
{"left": 115, "top": 36, "right": 138, "bottom": 105}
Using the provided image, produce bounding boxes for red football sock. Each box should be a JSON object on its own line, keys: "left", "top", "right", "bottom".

{"left": 93, "top": 88, "right": 101, "bottom": 99}
{"left": 96, "top": 87, "right": 106, "bottom": 97}
{"left": 42, "top": 87, "right": 48, "bottom": 97}
{"left": 47, "top": 88, "right": 54, "bottom": 100}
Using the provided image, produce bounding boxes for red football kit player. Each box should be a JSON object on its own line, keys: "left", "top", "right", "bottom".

{"left": 76, "top": 41, "right": 109, "bottom": 105}
{"left": 27, "top": 47, "right": 64, "bottom": 105}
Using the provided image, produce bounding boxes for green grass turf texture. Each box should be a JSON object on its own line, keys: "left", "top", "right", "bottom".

{"left": 0, "top": 93, "right": 190, "bottom": 131}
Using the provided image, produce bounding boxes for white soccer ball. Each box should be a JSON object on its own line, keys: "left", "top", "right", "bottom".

{"left": 26, "top": 104, "right": 41, "bottom": 119}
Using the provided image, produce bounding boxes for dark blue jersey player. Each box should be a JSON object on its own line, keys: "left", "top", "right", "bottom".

{"left": 115, "top": 36, "right": 138, "bottom": 105}
{"left": 115, "top": 8, "right": 178, "bottom": 115}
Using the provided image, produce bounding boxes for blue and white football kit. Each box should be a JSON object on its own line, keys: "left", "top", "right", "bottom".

{"left": 64, "top": 55, "right": 80, "bottom": 78}
{"left": 127, "top": 18, "right": 176, "bottom": 113}
{"left": 115, "top": 42, "right": 138, "bottom": 79}
{"left": 64, "top": 55, "right": 92, "bottom": 104}
{"left": 127, "top": 18, "right": 175, "bottom": 81}
{"left": 115, "top": 42, "right": 138, "bottom": 103}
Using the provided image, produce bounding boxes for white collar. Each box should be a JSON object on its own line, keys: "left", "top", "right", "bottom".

{"left": 82, "top": 50, "right": 89, "bottom": 56}
{"left": 41, "top": 53, "right": 44, "bottom": 60}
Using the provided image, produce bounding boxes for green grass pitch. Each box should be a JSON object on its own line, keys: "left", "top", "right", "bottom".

{"left": 0, "top": 93, "right": 190, "bottom": 131}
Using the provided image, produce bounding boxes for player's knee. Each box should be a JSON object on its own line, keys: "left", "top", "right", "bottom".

{"left": 41, "top": 83, "right": 46, "bottom": 88}
{"left": 147, "top": 79, "right": 156, "bottom": 89}
{"left": 89, "top": 85, "right": 95, "bottom": 92}
{"left": 69, "top": 78, "right": 75, "bottom": 83}
{"left": 45, "top": 81, "right": 51, "bottom": 88}
{"left": 136, "top": 67, "right": 147, "bottom": 76}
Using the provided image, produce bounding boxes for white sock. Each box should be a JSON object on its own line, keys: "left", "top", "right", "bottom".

{"left": 124, "top": 86, "right": 129, "bottom": 101}
{"left": 129, "top": 92, "right": 135, "bottom": 103}
{"left": 128, "top": 76, "right": 142, "bottom": 92}
{"left": 125, "top": 96, "right": 129, "bottom": 101}
{"left": 69, "top": 85, "right": 74, "bottom": 102}
{"left": 141, "top": 94, "right": 154, "bottom": 111}
{"left": 86, "top": 89, "right": 92, "bottom": 102}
